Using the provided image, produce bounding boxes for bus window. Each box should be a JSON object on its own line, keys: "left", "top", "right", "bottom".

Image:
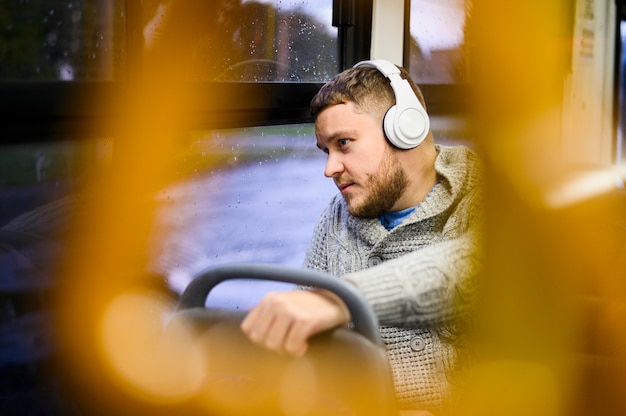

{"left": 0, "top": 137, "right": 105, "bottom": 414}
{"left": 148, "top": 124, "right": 336, "bottom": 308}
{"left": 408, "top": 0, "right": 469, "bottom": 84}
{"left": 0, "top": 1, "right": 126, "bottom": 81}
{"left": 142, "top": 0, "right": 338, "bottom": 82}
{"left": 0, "top": 140, "right": 90, "bottom": 227}
{"left": 0, "top": 0, "right": 337, "bottom": 83}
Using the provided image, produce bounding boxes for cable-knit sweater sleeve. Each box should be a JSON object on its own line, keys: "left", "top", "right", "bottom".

{"left": 344, "top": 231, "right": 481, "bottom": 327}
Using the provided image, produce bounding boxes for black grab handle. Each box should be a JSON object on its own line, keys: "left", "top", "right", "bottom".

{"left": 177, "top": 263, "right": 382, "bottom": 345}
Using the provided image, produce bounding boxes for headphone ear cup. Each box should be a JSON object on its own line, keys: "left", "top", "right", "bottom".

{"left": 353, "top": 59, "right": 430, "bottom": 149}
{"left": 383, "top": 105, "right": 400, "bottom": 147}
{"left": 383, "top": 104, "right": 428, "bottom": 150}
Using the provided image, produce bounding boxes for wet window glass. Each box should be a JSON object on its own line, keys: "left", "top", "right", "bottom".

{"left": 1, "top": 0, "right": 337, "bottom": 82}
{"left": 0, "top": 141, "right": 88, "bottom": 224}
{"left": 141, "top": 0, "right": 338, "bottom": 82}
{"left": 0, "top": 1, "right": 127, "bottom": 81}
{"left": 408, "top": 0, "right": 469, "bottom": 84}
{"left": 148, "top": 124, "right": 336, "bottom": 308}
{"left": 0, "top": 139, "right": 98, "bottom": 372}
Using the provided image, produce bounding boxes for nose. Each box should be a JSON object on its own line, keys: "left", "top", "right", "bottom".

{"left": 324, "top": 152, "right": 344, "bottom": 178}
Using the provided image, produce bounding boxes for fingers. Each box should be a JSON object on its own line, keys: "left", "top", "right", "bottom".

{"left": 240, "top": 290, "right": 351, "bottom": 357}
{"left": 240, "top": 292, "right": 311, "bottom": 357}
{"left": 283, "top": 319, "right": 311, "bottom": 357}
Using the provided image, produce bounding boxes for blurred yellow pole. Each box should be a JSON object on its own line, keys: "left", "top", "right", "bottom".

{"left": 453, "top": 1, "right": 626, "bottom": 416}
{"left": 55, "top": 2, "right": 223, "bottom": 413}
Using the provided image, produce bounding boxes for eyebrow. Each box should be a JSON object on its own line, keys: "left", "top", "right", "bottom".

{"left": 316, "top": 129, "right": 357, "bottom": 149}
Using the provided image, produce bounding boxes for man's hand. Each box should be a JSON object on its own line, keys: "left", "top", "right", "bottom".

{"left": 240, "top": 289, "right": 351, "bottom": 357}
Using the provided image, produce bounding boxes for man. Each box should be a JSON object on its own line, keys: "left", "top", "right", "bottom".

{"left": 241, "top": 60, "right": 484, "bottom": 412}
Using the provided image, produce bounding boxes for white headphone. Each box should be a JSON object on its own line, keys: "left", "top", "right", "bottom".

{"left": 353, "top": 59, "right": 430, "bottom": 149}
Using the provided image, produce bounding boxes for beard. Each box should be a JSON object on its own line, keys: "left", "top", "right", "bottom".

{"left": 345, "top": 147, "right": 409, "bottom": 219}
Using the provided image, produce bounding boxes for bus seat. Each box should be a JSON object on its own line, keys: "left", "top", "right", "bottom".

{"left": 168, "top": 262, "right": 399, "bottom": 416}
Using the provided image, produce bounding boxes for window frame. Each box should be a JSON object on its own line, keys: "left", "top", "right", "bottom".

{"left": 0, "top": 0, "right": 468, "bottom": 144}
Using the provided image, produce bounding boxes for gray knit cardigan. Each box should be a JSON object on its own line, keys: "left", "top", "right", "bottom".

{"left": 302, "top": 144, "right": 484, "bottom": 411}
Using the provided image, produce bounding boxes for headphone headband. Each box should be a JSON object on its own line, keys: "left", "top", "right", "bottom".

{"left": 353, "top": 59, "right": 429, "bottom": 149}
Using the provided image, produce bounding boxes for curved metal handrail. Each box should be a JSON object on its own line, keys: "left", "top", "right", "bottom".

{"left": 178, "top": 262, "right": 382, "bottom": 345}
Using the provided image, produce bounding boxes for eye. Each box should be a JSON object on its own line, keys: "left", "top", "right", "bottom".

{"left": 337, "top": 138, "right": 350, "bottom": 148}
{"left": 316, "top": 142, "right": 329, "bottom": 155}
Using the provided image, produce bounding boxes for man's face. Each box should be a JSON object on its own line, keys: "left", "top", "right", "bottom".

{"left": 315, "top": 102, "right": 409, "bottom": 218}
